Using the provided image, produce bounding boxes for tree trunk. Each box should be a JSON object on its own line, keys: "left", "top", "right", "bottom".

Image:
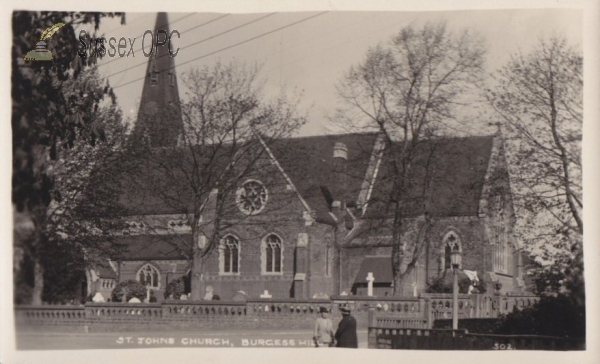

{"left": 391, "top": 225, "right": 405, "bottom": 296}
{"left": 32, "top": 256, "right": 44, "bottom": 305}
{"left": 190, "top": 229, "right": 205, "bottom": 301}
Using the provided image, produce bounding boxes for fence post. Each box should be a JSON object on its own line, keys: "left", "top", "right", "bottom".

{"left": 422, "top": 297, "right": 432, "bottom": 329}
{"left": 368, "top": 304, "right": 375, "bottom": 328}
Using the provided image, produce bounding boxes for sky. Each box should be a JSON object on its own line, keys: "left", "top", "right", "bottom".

{"left": 91, "top": 9, "right": 583, "bottom": 137}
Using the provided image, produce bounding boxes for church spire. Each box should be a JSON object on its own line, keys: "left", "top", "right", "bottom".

{"left": 130, "top": 12, "right": 183, "bottom": 148}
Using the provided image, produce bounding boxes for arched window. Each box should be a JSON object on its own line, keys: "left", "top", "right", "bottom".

{"left": 263, "top": 234, "right": 283, "bottom": 274}
{"left": 490, "top": 193, "right": 511, "bottom": 274}
{"left": 220, "top": 235, "right": 240, "bottom": 274}
{"left": 137, "top": 264, "right": 160, "bottom": 288}
{"left": 493, "top": 225, "right": 510, "bottom": 274}
{"left": 442, "top": 231, "right": 462, "bottom": 271}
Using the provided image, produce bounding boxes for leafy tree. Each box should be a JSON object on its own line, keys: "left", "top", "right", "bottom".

{"left": 487, "top": 37, "right": 583, "bottom": 299}
{"left": 111, "top": 280, "right": 147, "bottom": 302}
{"left": 125, "top": 61, "right": 306, "bottom": 300}
{"left": 12, "top": 11, "right": 124, "bottom": 304}
{"left": 334, "top": 22, "right": 485, "bottom": 295}
{"left": 164, "top": 276, "right": 190, "bottom": 300}
{"left": 495, "top": 295, "right": 585, "bottom": 338}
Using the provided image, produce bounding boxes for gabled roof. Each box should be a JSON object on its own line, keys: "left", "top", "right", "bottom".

{"left": 364, "top": 135, "right": 495, "bottom": 218}
{"left": 268, "top": 133, "right": 378, "bottom": 222}
{"left": 96, "top": 265, "right": 117, "bottom": 279}
{"left": 113, "top": 234, "right": 192, "bottom": 261}
{"left": 113, "top": 143, "right": 232, "bottom": 216}
{"left": 93, "top": 133, "right": 495, "bottom": 222}
{"left": 353, "top": 255, "right": 393, "bottom": 284}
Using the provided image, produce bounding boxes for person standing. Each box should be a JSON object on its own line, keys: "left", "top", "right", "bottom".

{"left": 313, "top": 307, "right": 335, "bottom": 347}
{"left": 335, "top": 306, "right": 358, "bottom": 348}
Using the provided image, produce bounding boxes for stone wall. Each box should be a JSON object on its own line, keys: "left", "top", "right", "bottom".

{"left": 15, "top": 293, "right": 537, "bottom": 333}
{"left": 15, "top": 296, "right": 423, "bottom": 332}
{"left": 343, "top": 217, "right": 493, "bottom": 296}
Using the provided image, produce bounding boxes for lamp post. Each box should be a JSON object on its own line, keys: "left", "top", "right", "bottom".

{"left": 450, "top": 249, "right": 462, "bottom": 330}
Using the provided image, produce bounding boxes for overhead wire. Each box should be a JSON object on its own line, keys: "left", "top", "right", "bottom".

{"left": 105, "top": 13, "right": 275, "bottom": 79}
{"left": 98, "top": 12, "right": 200, "bottom": 69}
{"left": 111, "top": 12, "right": 328, "bottom": 90}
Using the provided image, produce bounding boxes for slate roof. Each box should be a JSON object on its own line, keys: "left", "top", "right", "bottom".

{"left": 353, "top": 255, "right": 393, "bottom": 284}
{"left": 97, "top": 133, "right": 495, "bottom": 221}
{"left": 97, "top": 265, "right": 117, "bottom": 279}
{"left": 364, "top": 135, "right": 494, "bottom": 218}
{"left": 268, "top": 133, "right": 378, "bottom": 222}
{"left": 112, "top": 234, "right": 192, "bottom": 261}
{"left": 113, "top": 144, "right": 231, "bottom": 216}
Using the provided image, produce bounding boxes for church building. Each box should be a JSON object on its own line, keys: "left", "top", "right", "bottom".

{"left": 86, "top": 13, "right": 527, "bottom": 302}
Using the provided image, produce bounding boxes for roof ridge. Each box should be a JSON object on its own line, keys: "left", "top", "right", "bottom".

{"left": 276, "top": 132, "right": 496, "bottom": 143}
{"left": 275, "top": 131, "right": 380, "bottom": 141}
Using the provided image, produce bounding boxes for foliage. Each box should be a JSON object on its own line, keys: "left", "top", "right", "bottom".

{"left": 111, "top": 280, "right": 147, "bottom": 302}
{"left": 40, "top": 243, "right": 87, "bottom": 304}
{"left": 12, "top": 11, "right": 125, "bottom": 304}
{"left": 12, "top": 11, "right": 123, "bottom": 211}
{"left": 527, "top": 238, "right": 584, "bottom": 306}
{"left": 494, "top": 295, "right": 585, "bottom": 338}
{"left": 164, "top": 276, "right": 190, "bottom": 300}
{"left": 426, "top": 273, "right": 486, "bottom": 294}
{"left": 487, "top": 37, "right": 583, "bottom": 296}
{"left": 335, "top": 22, "right": 485, "bottom": 295}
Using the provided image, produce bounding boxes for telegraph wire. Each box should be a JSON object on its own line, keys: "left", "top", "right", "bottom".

{"left": 98, "top": 12, "right": 200, "bottom": 68}
{"left": 111, "top": 12, "right": 327, "bottom": 90}
{"left": 105, "top": 13, "right": 275, "bottom": 79}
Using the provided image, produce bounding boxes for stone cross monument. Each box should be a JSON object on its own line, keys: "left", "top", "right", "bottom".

{"left": 366, "top": 272, "right": 375, "bottom": 296}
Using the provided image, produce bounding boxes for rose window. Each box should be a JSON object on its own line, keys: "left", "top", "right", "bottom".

{"left": 236, "top": 180, "right": 268, "bottom": 215}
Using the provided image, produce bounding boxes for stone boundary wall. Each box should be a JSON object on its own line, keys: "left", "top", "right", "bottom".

{"left": 14, "top": 293, "right": 537, "bottom": 333}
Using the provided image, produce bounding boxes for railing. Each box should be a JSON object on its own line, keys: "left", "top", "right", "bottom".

{"left": 373, "top": 317, "right": 429, "bottom": 330}
{"left": 425, "top": 294, "right": 477, "bottom": 321}
{"left": 368, "top": 327, "right": 585, "bottom": 350}
{"left": 86, "top": 303, "right": 162, "bottom": 320}
{"left": 15, "top": 305, "right": 86, "bottom": 325}
{"left": 162, "top": 300, "right": 247, "bottom": 319}
{"left": 247, "top": 298, "right": 330, "bottom": 317}
{"left": 14, "top": 293, "right": 540, "bottom": 332}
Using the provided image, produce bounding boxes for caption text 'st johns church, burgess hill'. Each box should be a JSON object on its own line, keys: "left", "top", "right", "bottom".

{"left": 85, "top": 13, "right": 527, "bottom": 302}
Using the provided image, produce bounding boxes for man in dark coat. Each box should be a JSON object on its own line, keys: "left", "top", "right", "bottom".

{"left": 334, "top": 306, "right": 358, "bottom": 348}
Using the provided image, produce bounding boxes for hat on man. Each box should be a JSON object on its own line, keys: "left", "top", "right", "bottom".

{"left": 319, "top": 306, "right": 329, "bottom": 313}
{"left": 340, "top": 305, "right": 351, "bottom": 314}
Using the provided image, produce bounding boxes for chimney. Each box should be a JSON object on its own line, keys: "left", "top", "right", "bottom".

{"left": 333, "top": 142, "right": 348, "bottom": 160}
{"left": 332, "top": 142, "right": 348, "bottom": 214}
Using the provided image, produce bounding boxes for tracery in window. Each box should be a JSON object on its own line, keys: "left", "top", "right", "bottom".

{"left": 236, "top": 179, "right": 268, "bottom": 215}
{"left": 137, "top": 264, "right": 160, "bottom": 288}
{"left": 263, "top": 234, "right": 282, "bottom": 273}
{"left": 220, "top": 235, "right": 240, "bottom": 274}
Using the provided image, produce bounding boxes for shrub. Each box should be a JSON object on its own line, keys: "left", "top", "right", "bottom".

{"left": 164, "top": 278, "right": 184, "bottom": 299}
{"left": 494, "top": 294, "right": 585, "bottom": 338}
{"left": 111, "top": 280, "right": 147, "bottom": 302}
{"left": 426, "top": 273, "right": 486, "bottom": 294}
{"left": 164, "top": 276, "right": 189, "bottom": 299}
